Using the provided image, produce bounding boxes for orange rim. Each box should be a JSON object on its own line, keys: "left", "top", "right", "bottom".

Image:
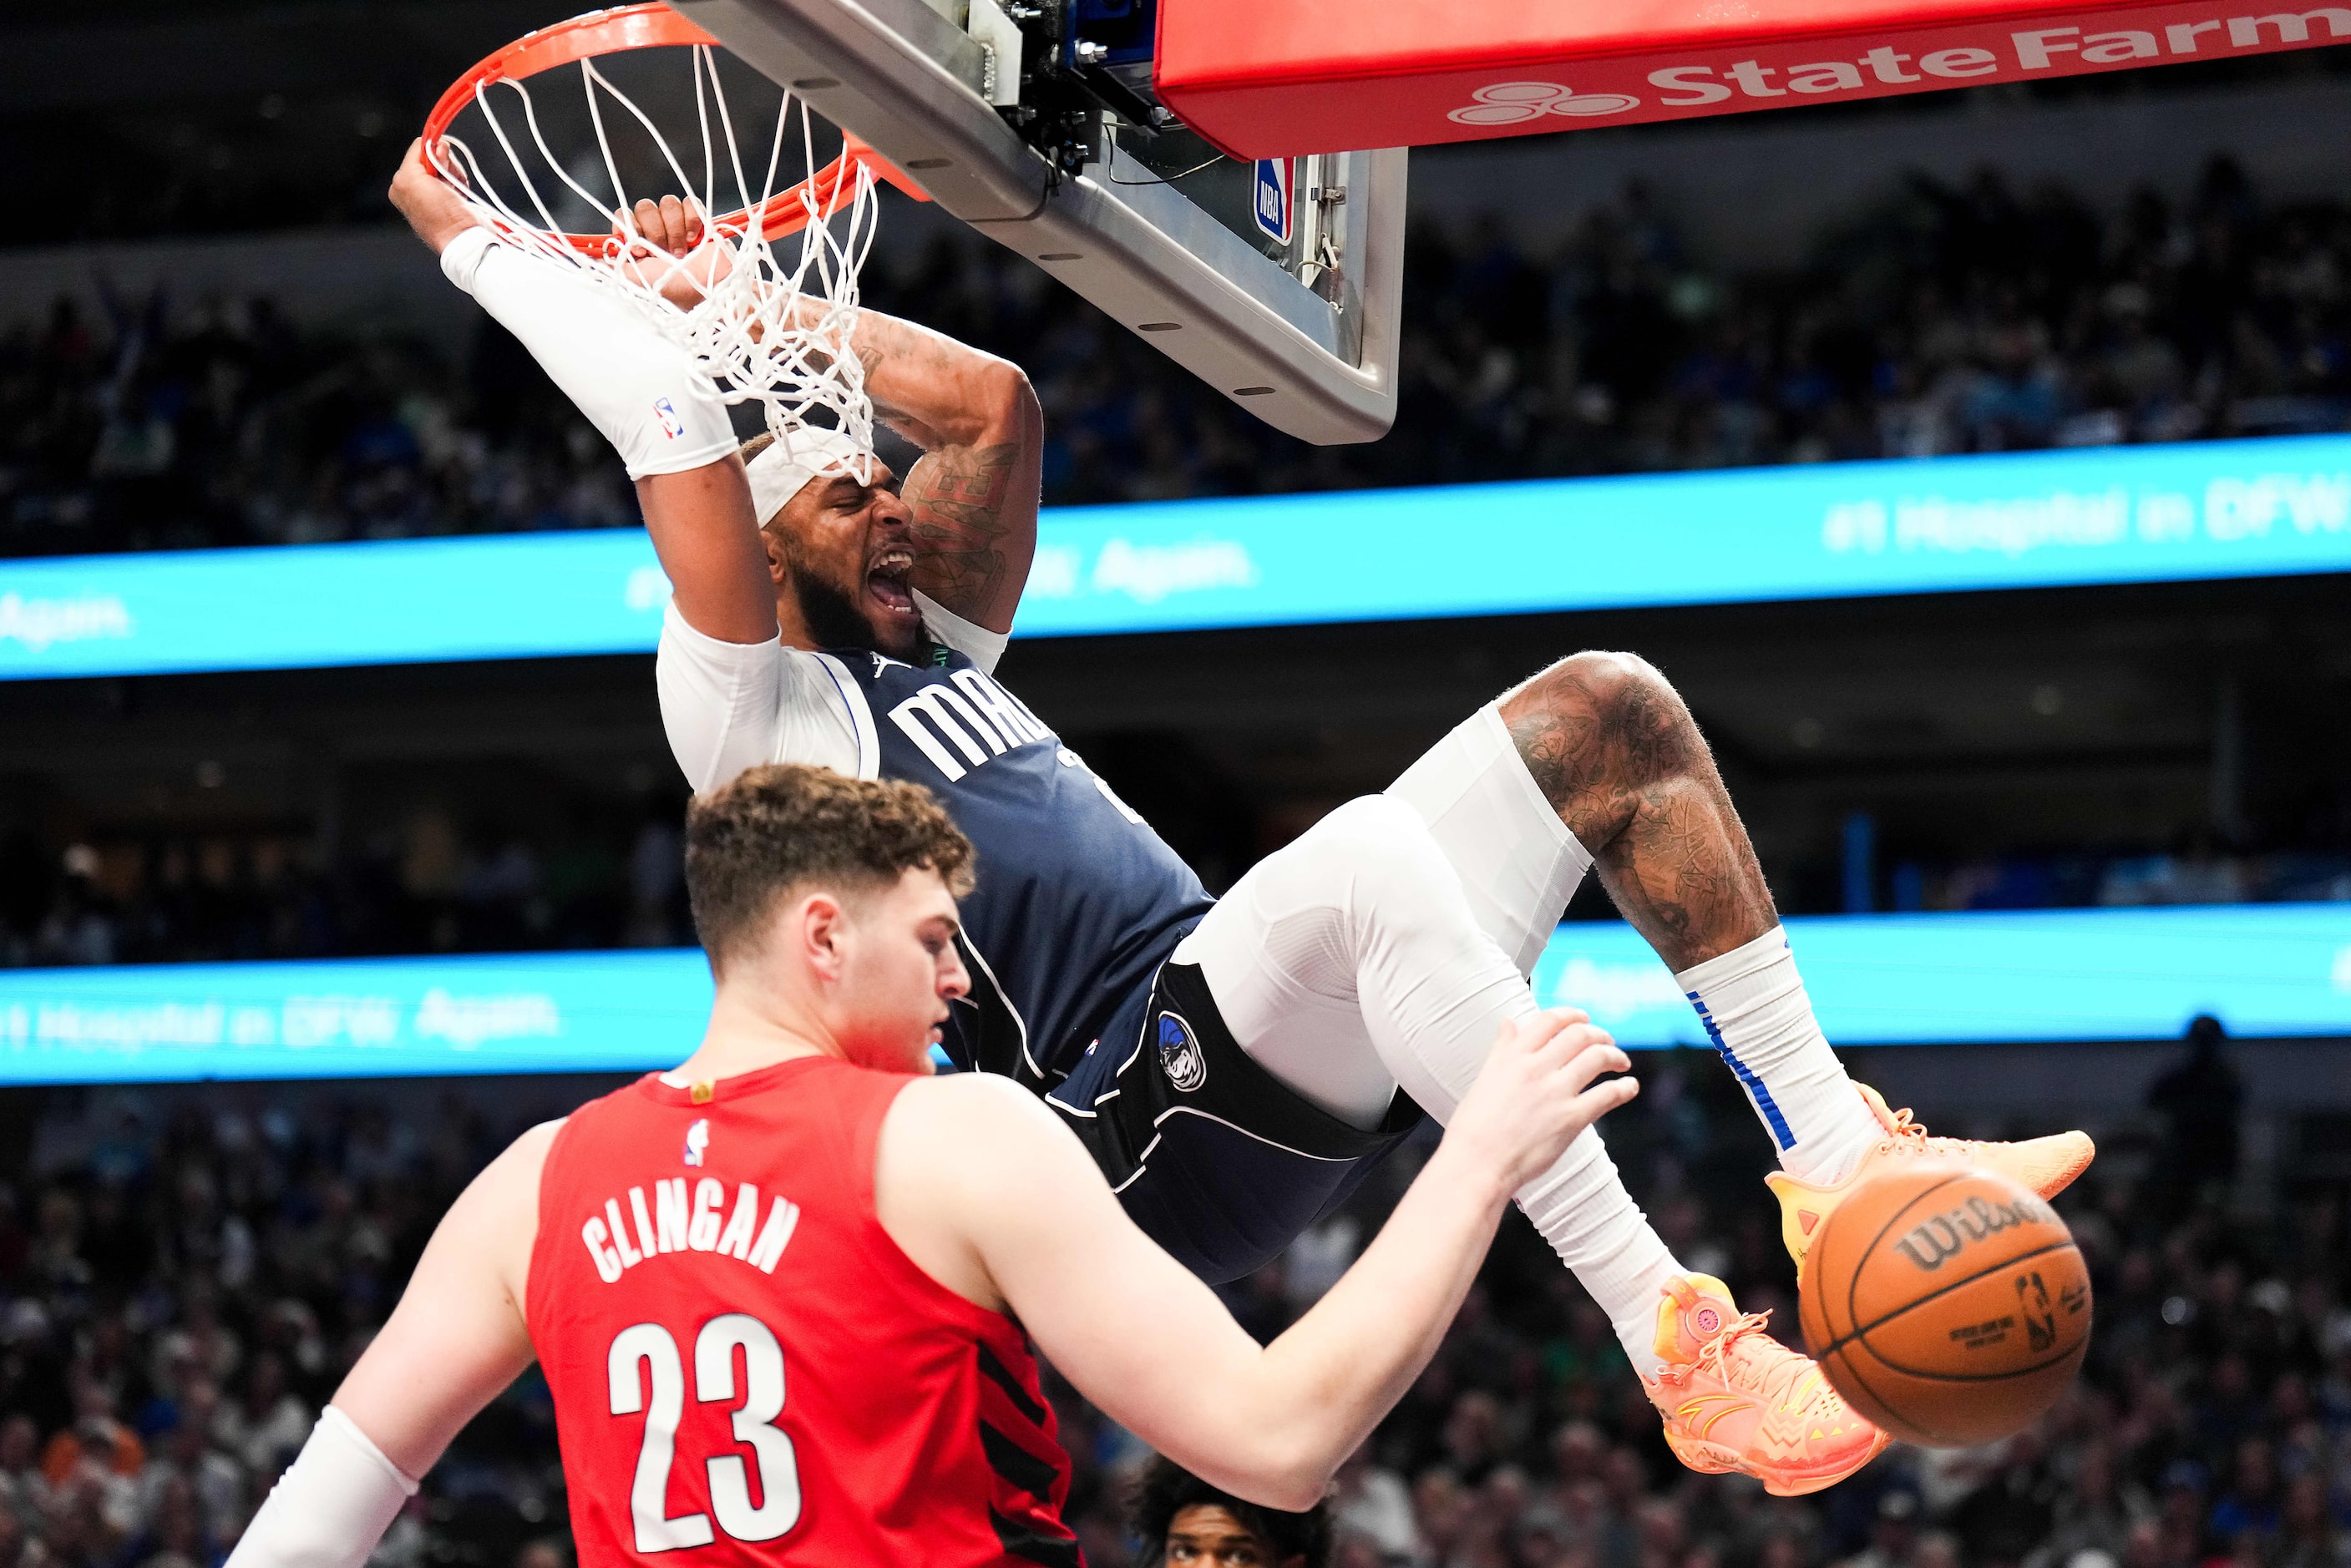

{"left": 421, "top": 3, "right": 926, "bottom": 256}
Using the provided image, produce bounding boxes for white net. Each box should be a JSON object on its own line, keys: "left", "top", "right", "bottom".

{"left": 428, "top": 41, "right": 879, "bottom": 478}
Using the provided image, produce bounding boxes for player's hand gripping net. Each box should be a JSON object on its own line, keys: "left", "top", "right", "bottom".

{"left": 423, "top": 7, "right": 922, "bottom": 473}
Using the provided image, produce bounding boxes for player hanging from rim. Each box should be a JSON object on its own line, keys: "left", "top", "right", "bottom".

{"left": 389, "top": 139, "right": 2096, "bottom": 1496}
{"left": 220, "top": 762, "right": 1641, "bottom": 1568}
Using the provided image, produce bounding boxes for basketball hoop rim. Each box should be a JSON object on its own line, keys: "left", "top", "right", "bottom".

{"left": 420, "top": 3, "right": 928, "bottom": 257}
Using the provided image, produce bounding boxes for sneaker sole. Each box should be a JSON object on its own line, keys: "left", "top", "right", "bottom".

{"left": 1663, "top": 1427, "right": 1885, "bottom": 1498}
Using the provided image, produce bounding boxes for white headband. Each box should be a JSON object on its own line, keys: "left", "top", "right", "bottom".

{"left": 745, "top": 426, "right": 874, "bottom": 527}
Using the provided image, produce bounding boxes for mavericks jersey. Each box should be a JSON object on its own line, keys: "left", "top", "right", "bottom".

{"left": 818, "top": 643, "right": 1214, "bottom": 1086}
{"left": 526, "top": 1057, "right": 1079, "bottom": 1568}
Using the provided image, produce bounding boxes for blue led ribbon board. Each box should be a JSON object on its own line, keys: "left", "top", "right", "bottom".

{"left": 1534, "top": 903, "right": 2351, "bottom": 1050}
{"left": 4, "top": 435, "right": 2351, "bottom": 680}
{"left": 0, "top": 950, "right": 716, "bottom": 1084}
{"left": 0, "top": 903, "right": 2342, "bottom": 1083}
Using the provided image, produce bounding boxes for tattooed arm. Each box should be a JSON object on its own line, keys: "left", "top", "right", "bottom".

{"left": 852, "top": 311, "right": 1044, "bottom": 636}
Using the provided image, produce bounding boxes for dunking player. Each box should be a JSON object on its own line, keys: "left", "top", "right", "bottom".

{"left": 392, "top": 143, "right": 2094, "bottom": 1495}
{"left": 222, "top": 765, "right": 1639, "bottom": 1565}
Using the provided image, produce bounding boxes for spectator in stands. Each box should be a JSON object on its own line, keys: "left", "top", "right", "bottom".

{"left": 0, "top": 943, "right": 2344, "bottom": 1568}
{"left": 2149, "top": 1017, "right": 2245, "bottom": 1217}
{"left": 1130, "top": 1455, "right": 1334, "bottom": 1568}
{"left": 13, "top": 155, "right": 2351, "bottom": 554}
{"left": 1329, "top": 1447, "right": 1417, "bottom": 1562}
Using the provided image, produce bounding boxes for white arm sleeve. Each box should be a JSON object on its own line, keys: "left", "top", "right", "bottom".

{"left": 656, "top": 602, "right": 863, "bottom": 789}
{"left": 438, "top": 228, "right": 737, "bottom": 479}
{"left": 225, "top": 1408, "right": 416, "bottom": 1568}
{"left": 912, "top": 589, "right": 1010, "bottom": 675}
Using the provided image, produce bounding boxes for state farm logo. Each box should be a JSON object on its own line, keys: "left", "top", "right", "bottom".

{"left": 1447, "top": 81, "right": 1640, "bottom": 125}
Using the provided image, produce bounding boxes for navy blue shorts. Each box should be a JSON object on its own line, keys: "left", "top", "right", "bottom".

{"left": 1047, "top": 960, "right": 1426, "bottom": 1284}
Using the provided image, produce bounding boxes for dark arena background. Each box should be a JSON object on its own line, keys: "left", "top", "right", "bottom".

{"left": 3, "top": 4, "right": 2351, "bottom": 1566}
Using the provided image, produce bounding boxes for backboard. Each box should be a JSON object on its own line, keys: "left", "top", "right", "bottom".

{"left": 665, "top": 0, "right": 1404, "bottom": 446}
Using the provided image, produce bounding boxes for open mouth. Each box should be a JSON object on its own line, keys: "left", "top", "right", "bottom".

{"left": 867, "top": 549, "right": 916, "bottom": 618}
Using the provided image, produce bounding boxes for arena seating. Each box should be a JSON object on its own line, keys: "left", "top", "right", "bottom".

{"left": 6, "top": 159, "right": 2348, "bottom": 558}
{"left": 0, "top": 1057, "right": 2333, "bottom": 1568}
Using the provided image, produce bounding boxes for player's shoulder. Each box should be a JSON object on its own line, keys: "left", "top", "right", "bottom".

{"left": 882, "top": 1074, "right": 1088, "bottom": 1188}
{"left": 509, "top": 1115, "right": 569, "bottom": 1161}
{"left": 891, "top": 1070, "right": 1054, "bottom": 1134}
{"left": 440, "top": 1116, "right": 569, "bottom": 1264}
{"left": 482, "top": 1116, "right": 569, "bottom": 1196}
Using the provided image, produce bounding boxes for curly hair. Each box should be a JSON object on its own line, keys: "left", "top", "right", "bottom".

{"left": 684, "top": 763, "right": 975, "bottom": 970}
{"left": 1127, "top": 1456, "right": 1332, "bottom": 1568}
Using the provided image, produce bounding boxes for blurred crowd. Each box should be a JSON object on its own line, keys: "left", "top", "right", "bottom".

{"left": 0, "top": 1080, "right": 588, "bottom": 1568}
{"left": 1892, "top": 849, "right": 2351, "bottom": 913}
{"left": 0, "top": 812, "right": 690, "bottom": 970}
{"left": 5, "top": 155, "right": 2351, "bottom": 554}
{"left": 1176, "top": 1104, "right": 2351, "bottom": 1568}
{"left": 7, "top": 817, "right": 2351, "bottom": 970}
{"left": 0, "top": 1039, "right": 2339, "bottom": 1568}
{"left": 0, "top": 291, "right": 636, "bottom": 557}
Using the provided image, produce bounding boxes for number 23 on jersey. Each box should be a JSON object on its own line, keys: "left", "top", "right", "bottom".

{"left": 609, "top": 1314, "right": 800, "bottom": 1551}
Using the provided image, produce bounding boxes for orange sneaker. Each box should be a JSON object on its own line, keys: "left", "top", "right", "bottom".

{"left": 1765, "top": 1084, "right": 2095, "bottom": 1267}
{"left": 1642, "top": 1272, "right": 1891, "bottom": 1497}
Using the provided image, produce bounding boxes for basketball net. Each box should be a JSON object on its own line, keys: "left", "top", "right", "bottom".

{"left": 424, "top": 10, "right": 909, "bottom": 478}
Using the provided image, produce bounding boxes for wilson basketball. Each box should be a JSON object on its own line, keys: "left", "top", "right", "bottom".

{"left": 1800, "top": 1163, "right": 2091, "bottom": 1448}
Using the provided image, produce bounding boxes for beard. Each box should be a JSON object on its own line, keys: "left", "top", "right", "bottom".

{"left": 777, "top": 526, "right": 889, "bottom": 653}
{"left": 789, "top": 567, "right": 883, "bottom": 653}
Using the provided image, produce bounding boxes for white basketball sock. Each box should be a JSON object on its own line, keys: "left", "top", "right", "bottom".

{"left": 1673, "top": 928, "right": 1878, "bottom": 1185}
{"left": 1516, "top": 1130, "right": 1683, "bottom": 1377}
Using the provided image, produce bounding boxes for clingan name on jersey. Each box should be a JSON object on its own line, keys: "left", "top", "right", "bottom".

{"left": 885, "top": 666, "right": 1053, "bottom": 782}
{"left": 580, "top": 1177, "right": 800, "bottom": 1283}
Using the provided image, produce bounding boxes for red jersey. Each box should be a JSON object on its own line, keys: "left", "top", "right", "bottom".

{"left": 526, "top": 1056, "right": 1081, "bottom": 1568}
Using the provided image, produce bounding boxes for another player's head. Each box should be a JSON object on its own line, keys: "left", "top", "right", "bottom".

{"left": 742, "top": 429, "right": 923, "bottom": 658}
{"left": 685, "top": 763, "right": 974, "bottom": 1071}
{"left": 1130, "top": 1455, "right": 1332, "bottom": 1568}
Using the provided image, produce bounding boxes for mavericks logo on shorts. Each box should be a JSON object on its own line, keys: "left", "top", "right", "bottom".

{"left": 1158, "top": 1011, "right": 1207, "bottom": 1093}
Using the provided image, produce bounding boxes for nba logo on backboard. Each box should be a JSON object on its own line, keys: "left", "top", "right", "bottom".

{"left": 1252, "top": 159, "right": 1294, "bottom": 245}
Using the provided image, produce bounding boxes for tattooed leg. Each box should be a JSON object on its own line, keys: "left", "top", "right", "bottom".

{"left": 1498, "top": 650, "right": 1777, "bottom": 972}
{"left": 1498, "top": 651, "right": 1882, "bottom": 1176}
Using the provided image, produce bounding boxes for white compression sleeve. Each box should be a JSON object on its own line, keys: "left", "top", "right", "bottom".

{"left": 1175, "top": 795, "right": 1683, "bottom": 1376}
{"left": 439, "top": 227, "right": 737, "bottom": 479}
{"left": 226, "top": 1407, "right": 418, "bottom": 1568}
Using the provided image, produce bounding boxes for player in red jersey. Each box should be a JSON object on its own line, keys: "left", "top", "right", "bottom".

{"left": 222, "top": 763, "right": 1639, "bottom": 1568}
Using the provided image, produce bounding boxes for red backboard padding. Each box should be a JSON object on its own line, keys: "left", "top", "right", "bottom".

{"left": 1155, "top": 0, "right": 2351, "bottom": 157}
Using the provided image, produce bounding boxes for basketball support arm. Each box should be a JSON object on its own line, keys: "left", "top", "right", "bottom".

{"left": 666, "top": 0, "right": 1406, "bottom": 447}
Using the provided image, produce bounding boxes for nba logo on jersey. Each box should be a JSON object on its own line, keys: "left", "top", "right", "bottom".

{"left": 1157, "top": 1012, "right": 1208, "bottom": 1092}
{"left": 1253, "top": 159, "right": 1294, "bottom": 244}
{"left": 682, "top": 1118, "right": 709, "bottom": 1166}
{"left": 653, "top": 397, "right": 687, "bottom": 439}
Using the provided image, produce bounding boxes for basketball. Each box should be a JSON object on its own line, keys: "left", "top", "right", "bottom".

{"left": 1799, "top": 1163, "right": 2092, "bottom": 1449}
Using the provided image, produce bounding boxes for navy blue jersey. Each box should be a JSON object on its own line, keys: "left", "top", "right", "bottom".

{"left": 822, "top": 643, "right": 1214, "bottom": 1086}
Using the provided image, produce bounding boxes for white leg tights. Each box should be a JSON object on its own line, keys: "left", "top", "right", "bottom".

{"left": 1173, "top": 788, "right": 1680, "bottom": 1374}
